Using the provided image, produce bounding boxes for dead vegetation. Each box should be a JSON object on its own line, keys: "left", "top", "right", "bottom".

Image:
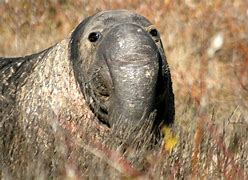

{"left": 0, "top": 0, "right": 247, "bottom": 179}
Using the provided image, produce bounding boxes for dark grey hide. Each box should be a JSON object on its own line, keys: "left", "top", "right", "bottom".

{"left": 71, "top": 10, "right": 174, "bottom": 128}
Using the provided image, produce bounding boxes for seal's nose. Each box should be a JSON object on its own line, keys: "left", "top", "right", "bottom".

{"left": 101, "top": 23, "right": 158, "bottom": 64}
{"left": 98, "top": 23, "right": 160, "bottom": 126}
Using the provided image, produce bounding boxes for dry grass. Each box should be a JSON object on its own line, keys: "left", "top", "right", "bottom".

{"left": 0, "top": 0, "right": 247, "bottom": 179}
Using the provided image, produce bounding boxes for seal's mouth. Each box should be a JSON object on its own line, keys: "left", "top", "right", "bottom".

{"left": 90, "top": 73, "right": 111, "bottom": 127}
{"left": 89, "top": 56, "right": 167, "bottom": 129}
{"left": 89, "top": 57, "right": 164, "bottom": 128}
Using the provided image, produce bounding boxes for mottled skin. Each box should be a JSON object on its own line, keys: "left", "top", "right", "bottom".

{"left": 0, "top": 10, "right": 174, "bottom": 178}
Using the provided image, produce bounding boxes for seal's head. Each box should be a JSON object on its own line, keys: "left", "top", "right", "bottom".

{"left": 70, "top": 10, "right": 174, "bottom": 136}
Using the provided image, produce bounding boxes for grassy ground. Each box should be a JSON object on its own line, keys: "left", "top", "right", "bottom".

{"left": 0, "top": 0, "right": 247, "bottom": 179}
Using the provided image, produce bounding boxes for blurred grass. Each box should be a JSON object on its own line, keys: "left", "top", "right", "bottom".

{"left": 0, "top": 0, "right": 247, "bottom": 179}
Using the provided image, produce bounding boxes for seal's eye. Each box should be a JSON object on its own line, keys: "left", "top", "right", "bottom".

{"left": 149, "top": 28, "right": 159, "bottom": 37}
{"left": 88, "top": 32, "right": 102, "bottom": 42}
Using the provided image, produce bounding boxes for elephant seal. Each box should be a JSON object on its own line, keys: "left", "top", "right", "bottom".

{"left": 0, "top": 9, "right": 174, "bottom": 178}
{"left": 70, "top": 10, "right": 174, "bottom": 127}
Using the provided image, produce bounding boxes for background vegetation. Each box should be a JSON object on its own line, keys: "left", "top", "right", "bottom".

{"left": 0, "top": 0, "right": 247, "bottom": 179}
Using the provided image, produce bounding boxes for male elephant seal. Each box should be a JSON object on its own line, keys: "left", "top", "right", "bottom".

{"left": 0, "top": 10, "right": 174, "bottom": 178}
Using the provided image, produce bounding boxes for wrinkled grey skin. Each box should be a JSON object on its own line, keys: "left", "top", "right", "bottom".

{"left": 0, "top": 10, "right": 174, "bottom": 178}
{"left": 71, "top": 10, "right": 174, "bottom": 128}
